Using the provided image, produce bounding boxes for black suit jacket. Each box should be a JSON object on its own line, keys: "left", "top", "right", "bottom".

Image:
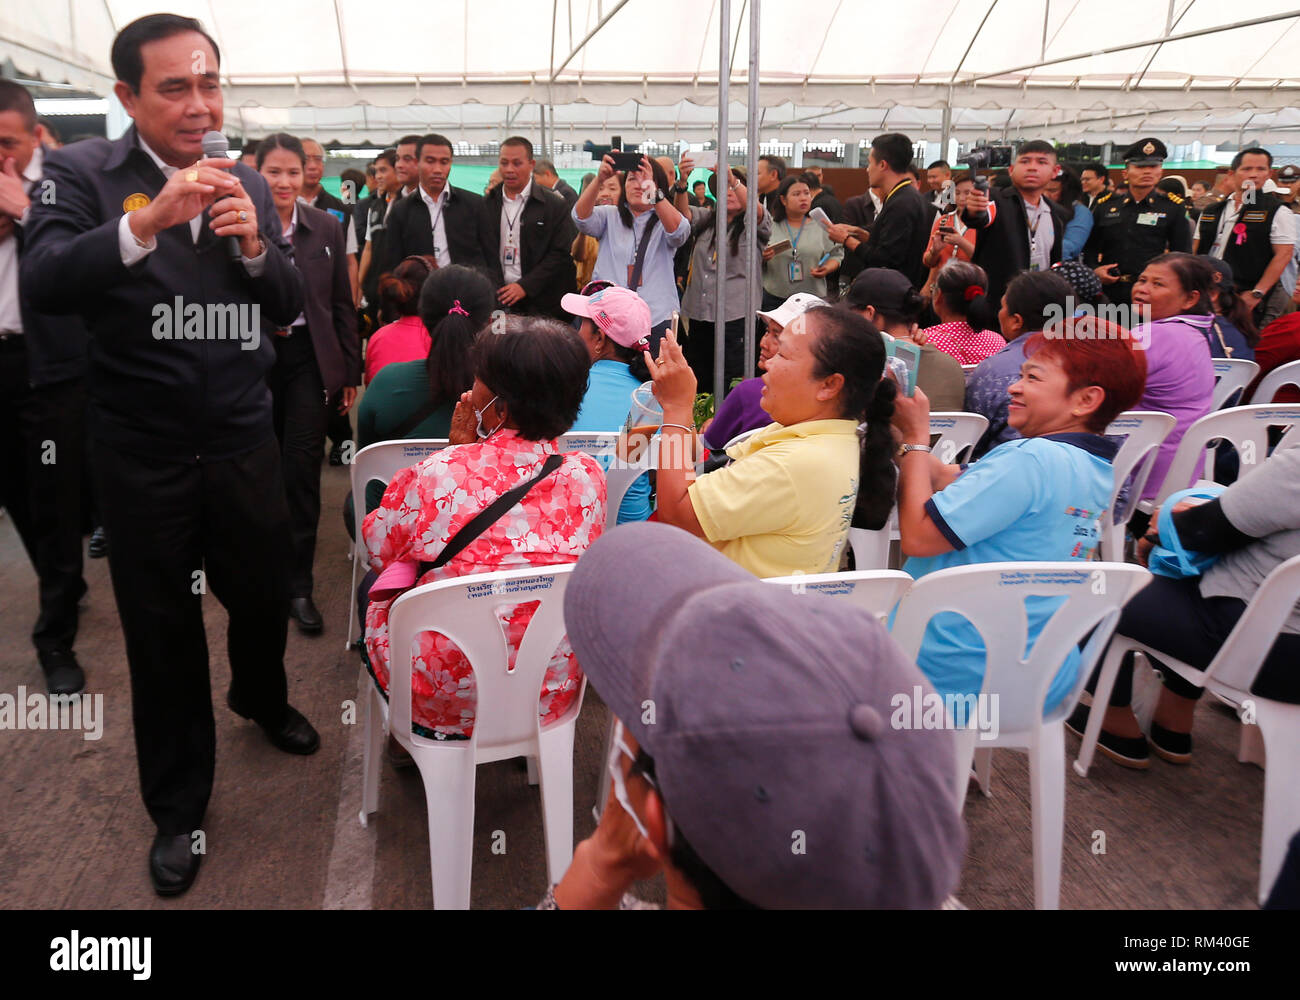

{"left": 553, "top": 179, "right": 579, "bottom": 208}
{"left": 477, "top": 183, "right": 576, "bottom": 319}
{"left": 20, "top": 125, "right": 303, "bottom": 462}
{"left": 379, "top": 184, "right": 485, "bottom": 278}
{"left": 962, "top": 186, "right": 1071, "bottom": 308}
{"left": 856, "top": 180, "right": 931, "bottom": 288}
{"left": 13, "top": 145, "right": 90, "bottom": 387}
{"left": 289, "top": 203, "right": 360, "bottom": 394}
{"left": 838, "top": 193, "right": 878, "bottom": 286}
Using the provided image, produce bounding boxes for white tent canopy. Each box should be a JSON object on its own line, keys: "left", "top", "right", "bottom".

{"left": 5, "top": 0, "right": 1300, "bottom": 144}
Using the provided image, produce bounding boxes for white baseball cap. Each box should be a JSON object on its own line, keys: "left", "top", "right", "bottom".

{"left": 756, "top": 292, "right": 825, "bottom": 329}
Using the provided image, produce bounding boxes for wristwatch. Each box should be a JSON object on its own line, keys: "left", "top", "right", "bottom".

{"left": 1249, "top": 288, "right": 1266, "bottom": 300}
{"left": 897, "top": 443, "right": 933, "bottom": 458}
{"left": 653, "top": 187, "right": 667, "bottom": 204}
{"left": 673, "top": 181, "right": 688, "bottom": 194}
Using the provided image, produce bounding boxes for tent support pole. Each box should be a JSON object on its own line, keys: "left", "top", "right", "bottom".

{"left": 743, "top": 0, "right": 760, "bottom": 393}
{"left": 714, "top": 0, "right": 730, "bottom": 404}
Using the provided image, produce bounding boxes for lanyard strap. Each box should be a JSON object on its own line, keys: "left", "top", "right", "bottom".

{"left": 502, "top": 195, "right": 526, "bottom": 244}
{"left": 787, "top": 218, "right": 807, "bottom": 251}
{"left": 886, "top": 178, "right": 913, "bottom": 201}
{"left": 1026, "top": 198, "right": 1046, "bottom": 238}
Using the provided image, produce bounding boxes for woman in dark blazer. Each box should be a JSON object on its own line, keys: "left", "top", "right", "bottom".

{"left": 259, "top": 133, "right": 361, "bottom": 633}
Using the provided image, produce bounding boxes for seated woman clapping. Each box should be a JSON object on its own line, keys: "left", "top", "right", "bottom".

{"left": 361, "top": 318, "right": 606, "bottom": 741}
{"left": 647, "top": 306, "right": 897, "bottom": 578}
{"left": 892, "top": 322, "right": 1147, "bottom": 711}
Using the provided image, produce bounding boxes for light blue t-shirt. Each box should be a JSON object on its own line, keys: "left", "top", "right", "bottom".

{"left": 569, "top": 359, "right": 652, "bottom": 524}
{"left": 901, "top": 433, "right": 1118, "bottom": 715}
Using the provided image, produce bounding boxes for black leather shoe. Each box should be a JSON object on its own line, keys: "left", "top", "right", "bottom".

{"left": 39, "top": 649, "right": 85, "bottom": 696}
{"left": 88, "top": 526, "right": 108, "bottom": 559}
{"left": 1065, "top": 703, "right": 1149, "bottom": 769}
{"left": 1149, "top": 720, "right": 1193, "bottom": 764}
{"left": 228, "top": 694, "right": 320, "bottom": 755}
{"left": 289, "top": 596, "right": 324, "bottom": 634}
{"left": 149, "top": 832, "right": 201, "bottom": 896}
{"left": 328, "top": 443, "right": 345, "bottom": 466}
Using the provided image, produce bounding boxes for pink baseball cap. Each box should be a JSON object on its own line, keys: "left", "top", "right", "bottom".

{"left": 561, "top": 286, "right": 653, "bottom": 350}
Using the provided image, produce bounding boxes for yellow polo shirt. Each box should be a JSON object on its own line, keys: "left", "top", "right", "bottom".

{"left": 688, "top": 419, "right": 860, "bottom": 578}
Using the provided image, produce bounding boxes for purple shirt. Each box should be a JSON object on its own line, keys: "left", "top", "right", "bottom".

{"left": 702, "top": 377, "right": 772, "bottom": 451}
{"left": 1135, "top": 314, "right": 1215, "bottom": 500}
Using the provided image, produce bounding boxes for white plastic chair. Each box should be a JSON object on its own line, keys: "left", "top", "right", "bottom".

{"left": 361, "top": 565, "right": 583, "bottom": 909}
{"left": 762, "top": 569, "right": 913, "bottom": 622}
{"left": 1150, "top": 404, "right": 1300, "bottom": 508}
{"left": 848, "top": 508, "right": 899, "bottom": 571}
{"left": 1075, "top": 554, "right": 1300, "bottom": 905}
{"left": 1211, "top": 358, "right": 1261, "bottom": 410}
{"left": 890, "top": 561, "right": 1153, "bottom": 909}
{"left": 847, "top": 413, "right": 988, "bottom": 570}
{"left": 929, "top": 411, "right": 989, "bottom": 465}
{"left": 346, "top": 439, "right": 450, "bottom": 650}
{"left": 557, "top": 431, "right": 660, "bottom": 522}
{"left": 1100, "top": 412, "right": 1176, "bottom": 561}
{"left": 1250, "top": 359, "right": 1300, "bottom": 404}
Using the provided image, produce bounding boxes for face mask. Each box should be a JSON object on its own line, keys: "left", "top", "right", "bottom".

{"left": 474, "top": 395, "right": 504, "bottom": 440}
{"left": 606, "top": 720, "right": 652, "bottom": 841}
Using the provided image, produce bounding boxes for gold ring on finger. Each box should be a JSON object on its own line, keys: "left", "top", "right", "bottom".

{"left": 185, "top": 169, "right": 199, "bottom": 182}
{"left": 238, "top": 210, "right": 248, "bottom": 222}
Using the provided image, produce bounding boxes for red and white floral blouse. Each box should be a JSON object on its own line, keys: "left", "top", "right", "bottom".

{"left": 922, "top": 321, "right": 1008, "bottom": 366}
{"left": 361, "top": 430, "right": 606, "bottom": 739}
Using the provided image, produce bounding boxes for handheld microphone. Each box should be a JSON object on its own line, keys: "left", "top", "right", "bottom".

{"left": 201, "top": 130, "right": 242, "bottom": 261}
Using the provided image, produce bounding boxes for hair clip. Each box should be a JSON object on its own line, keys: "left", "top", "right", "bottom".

{"left": 448, "top": 300, "right": 469, "bottom": 317}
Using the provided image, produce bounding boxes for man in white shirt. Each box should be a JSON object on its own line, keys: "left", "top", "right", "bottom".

{"left": 379, "top": 133, "right": 484, "bottom": 278}
{"left": 1195, "top": 147, "right": 1297, "bottom": 326}
{"left": 0, "top": 79, "right": 92, "bottom": 699}
{"left": 476, "top": 136, "right": 576, "bottom": 319}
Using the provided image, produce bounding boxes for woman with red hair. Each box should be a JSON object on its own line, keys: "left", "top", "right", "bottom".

{"left": 892, "top": 319, "right": 1148, "bottom": 712}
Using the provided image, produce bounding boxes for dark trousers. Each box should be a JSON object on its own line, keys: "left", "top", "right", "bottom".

{"left": 94, "top": 438, "right": 292, "bottom": 835}
{"left": 685, "top": 318, "right": 749, "bottom": 396}
{"left": 1090, "top": 574, "right": 1300, "bottom": 708}
{"left": 0, "top": 339, "right": 86, "bottom": 656}
{"left": 326, "top": 405, "right": 353, "bottom": 452}
{"left": 269, "top": 330, "right": 328, "bottom": 597}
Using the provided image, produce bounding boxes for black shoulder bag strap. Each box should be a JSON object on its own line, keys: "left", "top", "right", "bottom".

{"left": 420, "top": 453, "right": 564, "bottom": 572}
{"left": 628, "top": 213, "right": 660, "bottom": 291}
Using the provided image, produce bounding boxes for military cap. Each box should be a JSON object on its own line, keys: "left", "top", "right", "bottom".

{"left": 1122, "top": 138, "right": 1168, "bottom": 166}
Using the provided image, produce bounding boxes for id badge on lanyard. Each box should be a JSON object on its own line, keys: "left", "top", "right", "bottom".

{"left": 789, "top": 259, "right": 804, "bottom": 282}
{"left": 502, "top": 245, "right": 517, "bottom": 267}
{"left": 626, "top": 264, "right": 639, "bottom": 288}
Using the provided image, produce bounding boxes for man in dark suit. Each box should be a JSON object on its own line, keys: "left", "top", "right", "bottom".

{"left": 961, "top": 140, "right": 1072, "bottom": 310}
{"left": 835, "top": 189, "right": 879, "bottom": 288}
{"left": 257, "top": 132, "right": 360, "bottom": 634}
{"left": 0, "top": 80, "right": 92, "bottom": 696}
{"left": 379, "top": 133, "right": 484, "bottom": 278}
{"left": 826, "top": 134, "right": 931, "bottom": 288}
{"left": 480, "top": 137, "right": 576, "bottom": 319}
{"left": 21, "top": 12, "right": 316, "bottom": 897}
{"left": 534, "top": 158, "right": 578, "bottom": 208}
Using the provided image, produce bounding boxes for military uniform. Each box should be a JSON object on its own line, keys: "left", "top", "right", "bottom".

{"left": 1083, "top": 138, "right": 1192, "bottom": 306}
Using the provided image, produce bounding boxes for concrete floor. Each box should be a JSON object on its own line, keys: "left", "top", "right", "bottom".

{"left": 0, "top": 466, "right": 1267, "bottom": 909}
